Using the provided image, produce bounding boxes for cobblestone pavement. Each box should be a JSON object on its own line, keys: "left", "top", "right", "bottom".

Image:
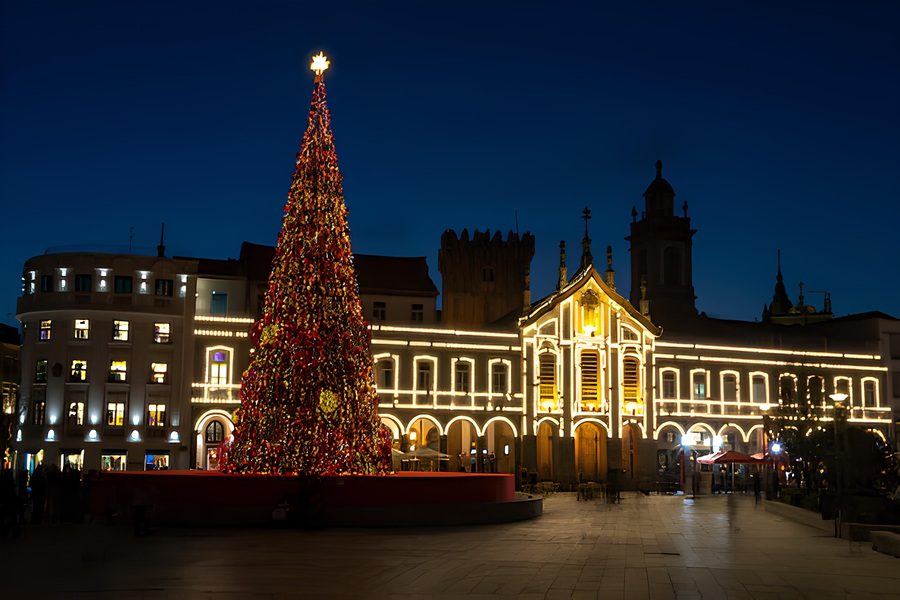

{"left": 5, "top": 493, "right": 900, "bottom": 599}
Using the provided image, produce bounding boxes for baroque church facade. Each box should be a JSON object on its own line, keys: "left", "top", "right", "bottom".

{"left": 13, "top": 163, "right": 898, "bottom": 488}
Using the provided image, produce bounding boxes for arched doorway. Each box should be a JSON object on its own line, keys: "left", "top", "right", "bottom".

{"left": 574, "top": 421, "right": 607, "bottom": 482}
{"left": 484, "top": 419, "right": 516, "bottom": 473}
{"left": 446, "top": 418, "right": 478, "bottom": 472}
{"left": 537, "top": 421, "right": 555, "bottom": 481}
{"left": 195, "top": 411, "right": 234, "bottom": 470}
{"left": 621, "top": 423, "right": 641, "bottom": 481}
{"left": 407, "top": 417, "right": 441, "bottom": 471}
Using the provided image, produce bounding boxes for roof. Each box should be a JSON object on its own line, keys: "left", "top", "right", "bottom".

{"left": 194, "top": 242, "right": 438, "bottom": 297}
{"left": 0, "top": 323, "right": 19, "bottom": 346}
{"left": 520, "top": 265, "right": 660, "bottom": 335}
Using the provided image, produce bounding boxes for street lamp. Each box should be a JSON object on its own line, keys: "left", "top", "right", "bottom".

{"left": 829, "top": 392, "right": 848, "bottom": 537}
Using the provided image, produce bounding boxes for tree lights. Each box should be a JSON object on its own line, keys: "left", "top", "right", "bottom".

{"left": 221, "top": 53, "right": 391, "bottom": 475}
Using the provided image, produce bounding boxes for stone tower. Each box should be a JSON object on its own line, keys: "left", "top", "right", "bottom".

{"left": 439, "top": 229, "right": 535, "bottom": 328}
{"left": 626, "top": 161, "right": 697, "bottom": 327}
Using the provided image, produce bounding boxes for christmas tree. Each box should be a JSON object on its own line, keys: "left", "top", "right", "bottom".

{"left": 222, "top": 53, "right": 391, "bottom": 475}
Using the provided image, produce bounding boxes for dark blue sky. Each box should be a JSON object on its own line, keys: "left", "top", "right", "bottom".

{"left": 2, "top": 1, "right": 899, "bottom": 327}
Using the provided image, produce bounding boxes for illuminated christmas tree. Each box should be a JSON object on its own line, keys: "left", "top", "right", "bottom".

{"left": 222, "top": 53, "right": 391, "bottom": 475}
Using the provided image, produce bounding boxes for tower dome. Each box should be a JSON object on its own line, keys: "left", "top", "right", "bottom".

{"left": 643, "top": 160, "right": 675, "bottom": 218}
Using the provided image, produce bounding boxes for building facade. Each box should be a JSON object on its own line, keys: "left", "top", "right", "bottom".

{"left": 12, "top": 165, "right": 898, "bottom": 488}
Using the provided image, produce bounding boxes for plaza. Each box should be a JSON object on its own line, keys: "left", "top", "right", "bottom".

{"left": 6, "top": 494, "right": 899, "bottom": 599}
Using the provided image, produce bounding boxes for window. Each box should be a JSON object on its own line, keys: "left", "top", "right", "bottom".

{"left": 101, "top": 453, "right": 126, "bottom": 471}
{"left": 67, "top": 400, "right": 85, "bottom": 428}
{"left": 39, "top": 320, "right": 51, "bottom": 341}
{"left": 40, "top": 274, "right": 53, "bottom": 292}
{"left": 147, "top": 403, "right": 166, "bottom": 427}
{"left": 539, "top": 353, "right": 557, "bottom": 410}
{"left": 210, "top": 291, "right": 228, "bottom": 315}
{"left": 155, "top": 278, "right": 173, "bottom": 297}
{"left": 808, "top": 376, "right": 824, "bottom": 405}
{"left": 75, "top": 274, "right": 92, "bottom": 292}
{"left": 752, "top": 374, "right": 767, "bottom": 403}
{"left": 623, "top": 356, "right": 641, "bottom": 406}
{"left": 491, "top": 363, "right": 507, "bottom": 394}
{"left": 35, "top": 360, "right": 48, "bottom": 383}
{"left": 70, "top": 360, "right": 87, "bottom": 382}
{"left": 209, "top": 351, "right": 229, "bottom": 385}
{"left": 663, "top": 246, "right": 682, "bottom": 286}
{"left": 580, "top": 351, "right": 600, "bottom": 408}
{"left": 692, "top": 371, "right": 707, "bottom": 400}
{"left": 779, "top": 376, "right": 796, "bottom": 403}
{"left": 106, "top": 401, "right": 125, "bottom": 427}
{"left": 109, "top": 360, "right": 127, "bottom": 383}
{"left": 621, "top": 327, "right": 639, "bottom": 341}
{"left": 416, "top": 362, "right": 432, "bottom": 390}
{"left": 378, "top": 360, "right": 393, "bottom": 388}
{"left": 145, "top": 452, "right": 169, "bottom": 471}
{"left": 661, "top": 371, "right": 677, "bottom": 399}
{"left": 74, "top": 319, "right": 90, "bottom": 340}
{"left": 32, "top": 399, "right": 46, "bottom": 425}
{"left": 153, "top": 322, "right": 171, "bottom": 344}
{"left": 372, "top": 302, "right": 386, "bottom": 322}
{"left": 722, "top": 373, "right": 738, "bottom": 401}
{"left": 835, "top": 377, "right": 851, "bottom": 399}
{"left": 411, "top": 304, "right": 424, "bottom": 322}
{"left": 150, "top": 363, "right": 168, "bottom": 384}
{"left": 455, "top": 361, "right": 471, "bottom": 393}
{"left": 112, "top": 320, "right": 129, "bottom": 341}
{"left": 206, "top": 421, "right": 225, "bottom": 444}
{"left": 114, "top": 275, "right": 133, "bottom": 294}
{"left": 863, "top": 380, "right": 876, "bottom": 407}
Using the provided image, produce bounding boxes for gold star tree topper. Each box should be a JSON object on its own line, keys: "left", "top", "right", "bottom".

{"left": 310, "top": 52, "right": 330, "bottom": 81}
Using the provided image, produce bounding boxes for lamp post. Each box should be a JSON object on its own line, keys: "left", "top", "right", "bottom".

{"left": 829, "top": 392, "right": 848, "bottom": 538}
{"left": 681, "top": 434, "right": 695, "bottom": 498}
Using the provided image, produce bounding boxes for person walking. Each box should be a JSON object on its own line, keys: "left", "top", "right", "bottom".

{"left": 753, "top": 472, "right": 761, "bottom": 504}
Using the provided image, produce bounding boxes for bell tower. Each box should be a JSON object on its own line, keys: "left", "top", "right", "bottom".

{"left": 626, "top": 161, "right": 697, "bottom": 327}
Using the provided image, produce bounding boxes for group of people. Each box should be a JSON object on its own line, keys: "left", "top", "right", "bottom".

{"left": 0, "top": 463, "right": 94, "bottom": 538}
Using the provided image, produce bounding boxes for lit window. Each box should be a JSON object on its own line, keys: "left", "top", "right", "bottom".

{"left": 372, "top": 302, "right": 386, "bottom": 322}
{"left": 74, "top": 319, "right": 90, "bottom": 340}
{"left": 416, "top": 362, "right": 431, "bottom": 390}
{"left": 661, "top": 371, "right": 677, "bottom": 399}
{"left": 109, "top": 360, "right": 127, "bottom": 383}
{"left": 155, "top": 278, "right": 173, "bottom": 297}
{"left": 145, "top": 452, "right": 169, "bottom": 471}
{"left": 113, "top": 320, "right": 129, "bottom": 341}
{"left": 580, "top": 351, "right": 600, "bottom": 410}
{"left": 35, "top": 360, "right": 48, "bottom": 383}
{"left": 147, "top": 404, "right": 166, "bottom": 427}
{"left": 539, "top": 354, "right": 557, "bottom": 410}
{"left": 67, "top": 400, "right": 85, "bottom": 428}
{"left": 455, "top": 362, "right": 471, "bottom": 393}
{"left": 209, "top": 351, "right": 229, "bottom": 385}
{"left": 39, "top": 320, "right": 51, "bottom": 341}
{"left": 206, "top": 421, "right": 225, "bottom": 444}
{"left": 692, "top": 372, "right": 707, "bottom": 400}
{"left": 75, "top": 274, "right": 92, "bottom": 292}
{"left": 101, "top": 453, "right": 126, "bottom": 471}
{"left": 114, "top": 276, "right": 133, "bottom": 294}
{"left": 411, "top": 304, "right": 424, "bottom": 322}
{"left": 623, "top": 356, "right": 642, "bottom": 414}
{"left": 581, "top": 290, "right": 600, "bottom": 334}
{"left": 150, "top": 363, "right": 168, "bottom": 384}
{"left": 210, "top": 291, "right": 228, "bottom": 316}
{"left": 491, "top": 363, "right": 507, "bottom": 394}
{"left": 153, "top": 323, "right": 171, "bottom": 344}
{"left": 32, "top": 399, "right": 46, "bottom": 425}
{"left": 106, "top": 402, "right": 125, "bottom": 427}
{"left": 70, "top": 360, "right": 88, "bottom": 382}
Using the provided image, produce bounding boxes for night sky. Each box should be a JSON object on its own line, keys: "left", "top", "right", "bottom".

{"left": 2, "top": 1, "right": 899, "bottom": 329}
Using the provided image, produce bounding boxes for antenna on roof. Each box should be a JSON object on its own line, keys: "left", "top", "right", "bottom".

{"left": 514, "top": 209, "right": 519, "bottom": 236}
{"left": 157, "top": 222, "right": 166, "bottom": 257}
{"left": 129, "top": 226, "right": 134, "bottom": 252}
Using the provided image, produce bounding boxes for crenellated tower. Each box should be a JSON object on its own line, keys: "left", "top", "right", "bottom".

{"left": 439, "top": 229, "right": 535, "bottom": 327}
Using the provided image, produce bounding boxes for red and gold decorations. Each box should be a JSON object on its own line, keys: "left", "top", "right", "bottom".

{"left": 221, "top": 53, "right": 390, "bottom": 476}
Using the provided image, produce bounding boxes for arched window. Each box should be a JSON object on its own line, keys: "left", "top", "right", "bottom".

{"left": 205, "top": 421, "right": 225, "bottom": 444}
{"left": 751, "top": 373, "right": 767, "bottom": 403}
{"left": 663, "top": 247, "right": 682, "bottom": 286}
{"left": 539, "top": 353, "right": 557, "bottom": 411}
{"left": 722, "top": 372, "right": 738, "bottom": 402}
{"left": 779, "top": 375, "right": 796, "bottom": 404}
{"left": 661, "top": 370, "right": 677, "bottom": 399}
{"left": 208, "top": 349, "right": 230, "bottom": 385}
{"left": 862, "top": 379, "right": 877, "bottom": 407}
{"left": 808, "top": 375, "right": 824, "bottom": 406}
{"left": 580, "top": 350, "right": 601, "bottom": 411}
